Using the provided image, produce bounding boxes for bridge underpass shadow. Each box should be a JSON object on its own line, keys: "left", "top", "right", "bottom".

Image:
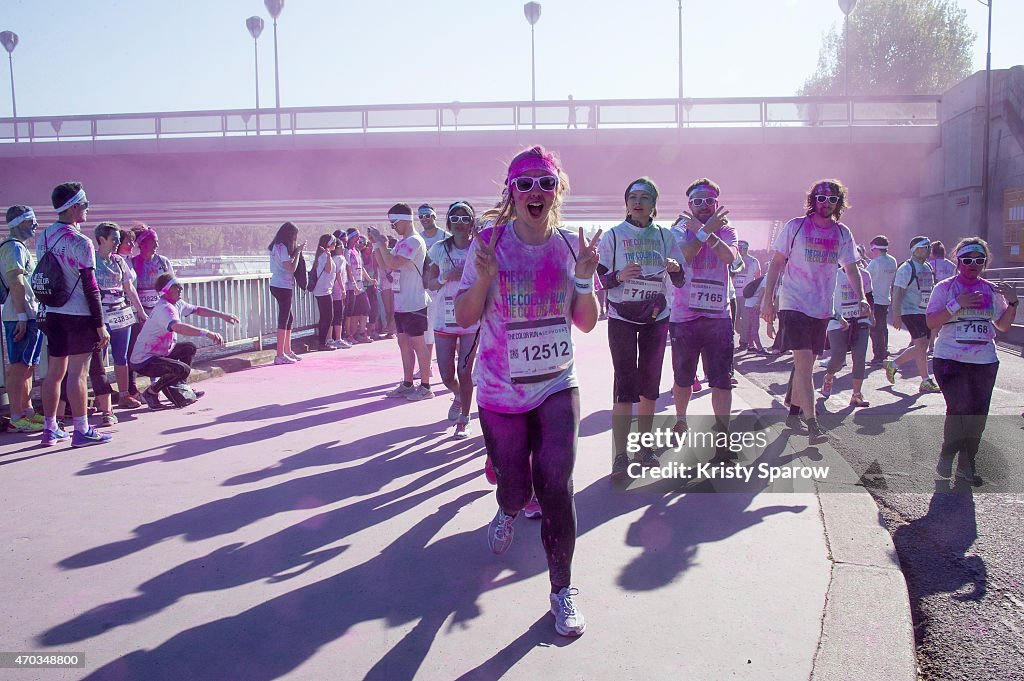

{"left": 75, "top": 382, "right": 424, "bottom": 476}
{"left": 58, "top": 424, "right": 484, "bottom": 570}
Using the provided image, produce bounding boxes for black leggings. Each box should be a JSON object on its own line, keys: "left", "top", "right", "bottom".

{"left": 479, "top": 387, "right": 579, "bottom": 589}
{"left": 126, "top": 318, "right": 147, "bottom": 396}
{"left": 933, "top": 358, "right": 998, "bottom": 457}
{"left": 315, "top": 294, "right": 333, "bottom": 346}
{"left": 132, "top": 343, "right": 198, "bottom": 394}
{"left": 270, "top": 285, "right": 294, "bottom": 330}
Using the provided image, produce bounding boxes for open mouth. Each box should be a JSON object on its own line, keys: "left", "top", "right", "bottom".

{"left": 527, "top": 202, "right": 544, "bottom": 218}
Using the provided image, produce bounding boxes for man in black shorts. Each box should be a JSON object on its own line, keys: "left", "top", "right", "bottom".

{"left": 36, "top": 182, "right": 112, "bottom": 448}
{"left": 761, "top": 180, "right": 867, "bottom": 441}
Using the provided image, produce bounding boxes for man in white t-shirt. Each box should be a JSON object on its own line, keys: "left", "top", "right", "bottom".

{"left": 884, "top": 236, "right": 940, "bottom": 393}
{"left": 761, "top": 179, "right": 867, "bottom": 441}
{"left": 865, "top": 235, "right": 898, "bottom": 363}
{"left": 2, "top": 205, "right": 44, "bottom": 433}
{"left": 130, "top": 273, "right": 238, "bottom": 409}
{"left": 732, "top": 240, "right": 761, "bottom": 350}
{"left": 370, "top": 203, "right": 433, "bottom": 401}
{"left": 418, "top": 204, "right": 449, "bottom": 363}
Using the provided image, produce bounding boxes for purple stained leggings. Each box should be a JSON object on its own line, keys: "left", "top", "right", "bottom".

{"left": 478, "top": 387, "right": 579, "bottom": 590}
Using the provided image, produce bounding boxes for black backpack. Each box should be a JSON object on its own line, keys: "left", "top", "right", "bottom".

{"left": 31, "top": 232, "right": 80, "bottom": 307}
{"left": 293, "top": 252, "right": 308, "bottom": 291}
{"left": 742, "top": 274, "right": 765, "bottom": 299}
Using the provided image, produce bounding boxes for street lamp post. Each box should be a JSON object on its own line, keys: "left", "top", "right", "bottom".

{"left": 264, "top": 0, "right": 284, "bottom": 134}
{"left": 978, "top": 0, "right": 993, "bottom": 243}
{"left": 524, "top": 2, "right": 541, "bottom": 130}
{"left": 838, "top": 0, "right": 857, "bottom": 98}
{"left": 246, "top": 16, "right": 264, "bottom": 135}
{"left": 677, "top": 1, "right": 683, "bottom": 100}
{"left": 0, "top": 31, "right": 18, "bottom": 142}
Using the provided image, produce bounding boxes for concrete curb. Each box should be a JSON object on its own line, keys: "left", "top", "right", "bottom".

{"left": 732, "top": 375, "right": 919, "bottom": 681}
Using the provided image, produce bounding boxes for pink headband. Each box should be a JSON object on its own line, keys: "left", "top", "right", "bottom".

{"left": 506, "top": 154, "right": 560, "bottom": 187}
{"left": 136, "top": 228, "right": 158, "bottom": 246}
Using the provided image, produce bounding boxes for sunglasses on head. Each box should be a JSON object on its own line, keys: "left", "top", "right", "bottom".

{"left": 688, "top": 197, "right": 718, "bottom": 207}
{"left": 958, "top": 256, "right": 986, "bottom": 265}
{"left": 448, "top": 215, "right": 474, "bottom": 224}
{"left": 814, "top": 195, "right": 840, "bottom": 205}
{"left": 511, "top": 175, "right": 558, "bottom": 193}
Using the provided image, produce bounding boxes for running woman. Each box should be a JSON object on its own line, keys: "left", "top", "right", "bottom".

{"left": 598, "top": 177, "right": 683, "bottom": 474}
{"left": 426, "top": 201, "right": 479, "bottom": 437}
{"left": 927, "top": 238, "right": 1017, "bottom": 485}
{"left": 885, "top": 236, "right": 940, "bottom": 393}
{"left": 761, "top": 180, "right": 866, "bottom": 441}
{"left": 819, "top": 261, "right": 874, "bottom": 407}
{"left": 455, "top": 146, "right": 601, "bottom": 637}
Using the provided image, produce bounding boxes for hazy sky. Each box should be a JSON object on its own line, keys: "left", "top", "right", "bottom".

{"left": 1, "top": 0, "right": 1020, "bottom": 117}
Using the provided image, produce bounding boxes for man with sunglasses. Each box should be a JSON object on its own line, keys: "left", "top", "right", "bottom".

{"left": 371, "top": 203, "right": 433, "bottom": 401}
{"left": 866, "top": 235, "right": 898, "bottom": 364}
{"left": 669, "top": 178, "right": 737, "bottom": 450}
{"left": 884, "top": 236, "right": 940, "bottom": 393}
{"left": 2, "top": 205, "right": 44, "bottom": 433}
{"left": 761, "top": 180, "right": 866, "bottom": 442}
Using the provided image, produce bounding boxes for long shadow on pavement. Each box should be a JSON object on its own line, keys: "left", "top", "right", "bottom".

{"left": 59, "top": 426, "right": 483, "bottom": 570}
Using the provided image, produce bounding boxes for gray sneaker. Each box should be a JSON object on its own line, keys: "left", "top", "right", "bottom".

{"left": 488, "top": 508, "right": 516, "bottom": 554}
{"left": 406, "top": 385, "right": 434, "bottom": 401}
{"left": 385, "top": 383, "right": 415, "bottom": 398}
{"left": 549, "top": 587, "right": 586, "bottom": 636}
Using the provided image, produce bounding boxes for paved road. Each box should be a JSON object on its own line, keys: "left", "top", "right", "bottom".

{"left": 735, "top": 326, "right": 1024, "bottom": 681}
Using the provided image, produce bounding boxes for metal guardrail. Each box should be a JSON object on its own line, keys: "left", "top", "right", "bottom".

{"left": 987, "top": 267, "right": 1024, "bottom": 351}
{"left": 0, "top": 95, "right": 942, "bottom": 144}
{"left": 0, "top": 271, "right": 322, "bottom": 393}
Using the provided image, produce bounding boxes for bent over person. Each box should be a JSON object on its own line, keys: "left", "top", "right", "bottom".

{"left": 130, "top": 274, "right": 238, "bottom": 409}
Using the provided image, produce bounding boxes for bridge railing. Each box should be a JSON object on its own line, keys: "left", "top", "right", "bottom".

{"left": 0, "top": 95, "right": 942, "bottom": 144}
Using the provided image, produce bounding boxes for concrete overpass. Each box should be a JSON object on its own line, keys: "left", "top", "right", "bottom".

{"left": 0, "top": 95, "right": 941, "bottom": 249}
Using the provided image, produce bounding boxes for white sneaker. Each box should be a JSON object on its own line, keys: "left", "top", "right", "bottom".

{"left": 286, "top": 352, "right": 302, "bottom": 362}
{"left": 406, "top": 385, "right": 434, "bottom": 401}
{"left": 385, "top": 383, "right": 415, "bottom": 398}
{"left": 448, "top": 398, "right": 463, "bottom": 422}
{"left": 488, "top": 508, "right": 516, "bottom": 554}
{"left": 274, "top": 355, "right": 296, "bottom": 365}
{"left": 335, "top": 339, "right": 352, "bottom": 349}
{"left": 549, "top": 587, "right": 586, "bottom": 636}
{"left": 453, "top": 415, "right": 471, "bottom": 439}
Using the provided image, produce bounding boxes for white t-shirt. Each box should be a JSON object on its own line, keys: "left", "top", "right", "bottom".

{"left": 36, "top": 222, "right": 96, "bottom": 317}
{"left": 893, "top": 259, "right": 934, "bottom": 315}
{"left": 773, "top": 216, "right": 858, "bottom": 320}
{"left": 0, "top": 238, "right": 38, "bottom": 320}
{"left": 132, "top": 253, "right": 175, "bottom": 310}
{"left": 929, "top": 257, "right": 956, "bottom": 283}
{"left": 421, "top": 228, "right": 450, "bottom": 253}
{"left": 311, "top": 251, "right": 334, "bottom": 297}
{"left": 268, "top": 243, "right": 294, "bottom": 289}
{"left": 391, "top": 233, "right": 429, "bottom": 313}
{"left": 598, "top": 221, "right": 678, "bottom": 325}
{"left": 428, "top": 238, "right": 477, "bottom": 334}
{"left": 347, "top": 248, "right": 365, "bottom": 293}
{"left": 866, "top": 253, "right": 898, "bottom": 305}
{"left": 458, "top": 224, "right": 579, "bottom": 414}
{"left": 331, "top": 254, "right": 347, "bottom": 302}
{"left": 927, "top": 276, "right": 1009, "bottom": 364}
{"left": 130, "top": 298, "right": 197, "bottom": 366}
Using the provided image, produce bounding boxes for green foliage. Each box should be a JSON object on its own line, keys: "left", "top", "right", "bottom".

{"left": 800, "top": 0, "right": 975, "bottom": 96}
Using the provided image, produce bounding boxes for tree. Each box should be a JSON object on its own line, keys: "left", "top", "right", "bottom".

{"left": 800, "top": 0, "right": 975, "bottom": 96}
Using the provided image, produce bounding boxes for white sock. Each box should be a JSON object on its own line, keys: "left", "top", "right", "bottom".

{"left": 44, "top": 416, "right": 58, "bottom": 432}
{"left": 73, "top": 415, "right": 89, "bottom": 434}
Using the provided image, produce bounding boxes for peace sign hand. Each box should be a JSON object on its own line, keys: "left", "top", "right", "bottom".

{"left": 473, "top": 224, "right": 500, "bottom": 282}
{"left": 574, "top": 227, "right": 604, "bottom": 279}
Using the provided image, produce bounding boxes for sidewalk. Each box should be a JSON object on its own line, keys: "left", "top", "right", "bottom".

{"left": 0, "top": 323, "right": 916, "bottom": 680}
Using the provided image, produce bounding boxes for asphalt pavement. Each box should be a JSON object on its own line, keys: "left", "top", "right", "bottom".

{"left": 0, "top": 321, "right": 922, "bottom": 681}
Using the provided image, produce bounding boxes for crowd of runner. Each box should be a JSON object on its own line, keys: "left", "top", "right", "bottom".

{"left": 3, "top": 150, "right": 1018, "bottom": 637}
